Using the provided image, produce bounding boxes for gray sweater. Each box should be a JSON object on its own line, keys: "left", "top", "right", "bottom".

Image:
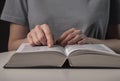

{"left": 1, "top": 0, "right": 110, "bottom": 39}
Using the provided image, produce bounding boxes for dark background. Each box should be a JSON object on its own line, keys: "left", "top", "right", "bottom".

{"left": 109, "top": 0, "right": 120, "bottom": 24}
{"left": 0, "top": 0, "right": 120, "bottom": 52}
{"left": 0, "top": 0, "right": 9, "bottom": 52}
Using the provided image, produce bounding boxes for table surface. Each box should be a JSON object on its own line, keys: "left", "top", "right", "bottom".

{"left": 0, "top": 51, "right": 120, "bottom": 81}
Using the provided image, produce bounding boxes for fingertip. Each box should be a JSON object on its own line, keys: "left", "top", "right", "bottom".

{"left": 48, "top": 44, "right": 52, "bottom": 48}
{"left": 48, "top": 44, "right": 51, "bottom": 47}
{"left": 30, "top": 43, "right": 35, "bottom": 46}
{"left": 29, "top": 40, "right": 35, "bottom": 46}
{"left": 28, "top": 40, "right": 33, "bottom": 45}
{"left": 48, "top": 41, "right": 55, "bottom": 47}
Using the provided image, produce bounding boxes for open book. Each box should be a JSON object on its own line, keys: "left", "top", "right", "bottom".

{"left": 4, "top": 43, "right": 120, "bottom": 68}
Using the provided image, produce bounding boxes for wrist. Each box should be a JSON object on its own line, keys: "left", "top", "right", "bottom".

{"left": 86, "top": 37, "right": 103, "bottom": 44}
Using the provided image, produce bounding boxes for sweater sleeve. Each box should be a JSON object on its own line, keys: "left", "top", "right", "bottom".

{"left": 0, "top": 0, "right": 29, "bottom": 27}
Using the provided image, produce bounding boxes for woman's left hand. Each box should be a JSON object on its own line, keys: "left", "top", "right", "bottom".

{"left": 57, "top": 28, "right": 87, "bottom": 46}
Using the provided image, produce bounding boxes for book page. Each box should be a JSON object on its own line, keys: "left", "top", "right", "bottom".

{"left": 16, "top": 43, "right": 65, "bottom": 55}
{"left": 65, "top": 44, "right": 117, "bottom": 56}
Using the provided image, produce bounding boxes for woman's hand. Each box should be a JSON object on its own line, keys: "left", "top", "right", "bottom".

{"left": 27, "top": 24, "right": 54, "bottom": 47}
{"left": 57, "top": 28, "right": 87, "bottom": 46}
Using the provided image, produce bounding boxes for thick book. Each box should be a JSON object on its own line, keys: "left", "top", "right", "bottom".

{"left": 4, "top": 43, "right": 120, "bottom": 68}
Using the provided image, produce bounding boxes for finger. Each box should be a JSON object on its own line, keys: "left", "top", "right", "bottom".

{"left": 60, "top": 34, "right": 74, "bottom": 46}
{"left": 41, "top": 24, "right": 54, "bottom": 47}
{"left": 30, "top": 29, "right": 41, "bottom": 45}
{"left": 60, "top": 30, "right": 81, "bottom": 45}
{"left": 58, "top": 28, "right": 76, "bottom": 42}
{"left": 27, "top": 32, "right": 41, "bottom": 46}
{"left": 77, "top": 34, "right": 87, "bottom": 44}
{"left": 27, "top": 33, "right": 35, "bottom": 46}
{"left": 67, "top": 35, "right": 81, "bottom": 45}
{"left": 78, "top": 38, "right": 87, "bottom": 45}
{"left": 34, "top": 25, "right": 47, "bottom": 45}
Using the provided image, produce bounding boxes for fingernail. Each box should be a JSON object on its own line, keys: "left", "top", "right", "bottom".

{"left": 48, "top": 44, "right": 52, "bottom": 47}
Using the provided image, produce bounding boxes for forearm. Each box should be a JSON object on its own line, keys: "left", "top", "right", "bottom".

{"left": 8, "top": 23, "right": 30, "bottom": 51}
{"left": 8, "top": 38, "right": 28, "bottom": 51}
{"left": 87, "top": 38, "right": 120, "bottom": 53}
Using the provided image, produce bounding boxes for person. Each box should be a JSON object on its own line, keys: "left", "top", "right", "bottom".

{"left": 0, "top": 0, "right": 120, "bottom": 53}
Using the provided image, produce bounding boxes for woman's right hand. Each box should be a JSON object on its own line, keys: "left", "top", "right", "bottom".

{"left": 27, "top": 24, "right": 54, "bottom": 47}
